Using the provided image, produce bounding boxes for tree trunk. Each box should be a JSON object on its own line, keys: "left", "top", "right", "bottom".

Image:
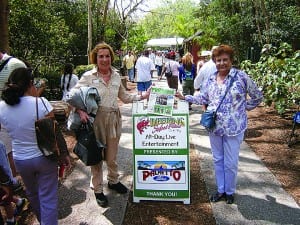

{"left": 87, "top": 0, "right": 92, "bottom": 64}
{"left": 260, "top": 0, "right": 270, "bottom": 44}
{"left": 0, "top": 0, "right": 9, "bottom": 52}
{"left": 98, "top": 0, "right": 110, "bottom": 42}
{"left": 252, "top": 0, "right": 263, "bottom": 45}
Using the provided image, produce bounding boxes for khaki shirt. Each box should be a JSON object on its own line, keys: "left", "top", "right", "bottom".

{"left": 74, "top": 67, "right": 140, "bottom": 109}
{"left": 73, "top": 67, "right": 141, "bottom": 140}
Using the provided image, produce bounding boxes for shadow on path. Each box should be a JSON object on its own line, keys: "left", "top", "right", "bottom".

{"left": 237, "top": 194, "right": 300, "bottom": 224}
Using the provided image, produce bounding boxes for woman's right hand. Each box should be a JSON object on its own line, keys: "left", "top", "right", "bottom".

{"left": 175, "top": 91, "right": 185, "bottom": 100}
{"left": 76, "top": 109, "right": 89, "bottom": 123}
{"left": 185, "top": 95, "right": 194, "bottom": 102}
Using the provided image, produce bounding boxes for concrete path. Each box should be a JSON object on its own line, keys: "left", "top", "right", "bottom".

{"left": 189, "top": 105, "right": 300, "bottom": 225}
{"left": 35, "top": 76, "right": 299, "bottom": 224}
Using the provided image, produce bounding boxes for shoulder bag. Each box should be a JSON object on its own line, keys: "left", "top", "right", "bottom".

{"left": 73, "top": 121, "right": 105, "bottom": 166}
{"left": 0, "top": 57, "right": 13, "bottom": 72}
{"left": 165, "top": 63, "right": 173, "bottom": 78}
{"left": 200, "top": 72, "right": 237, "bottom": 131}
{"left": 35, "top": 97, "right": 68, "bottom": 161}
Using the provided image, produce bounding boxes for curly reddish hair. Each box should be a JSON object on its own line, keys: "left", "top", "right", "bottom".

{"left": 212, "top": 45, "right": 234, "bottom": 63}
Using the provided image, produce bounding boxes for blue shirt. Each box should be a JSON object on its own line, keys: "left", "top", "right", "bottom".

{"left": 178, "top": 64, "right": 196, "bottom": 83}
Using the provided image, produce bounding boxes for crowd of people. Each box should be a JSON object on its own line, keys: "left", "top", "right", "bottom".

{"left": 0, "top": 42, "right": 263, "bottom": 224}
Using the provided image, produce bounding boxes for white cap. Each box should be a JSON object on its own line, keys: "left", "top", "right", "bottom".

{"left": 211, "top": 46, "right": 218, "bottom": 51}
{"left": 200, "top": 50, "right": 211, "bottom": 57}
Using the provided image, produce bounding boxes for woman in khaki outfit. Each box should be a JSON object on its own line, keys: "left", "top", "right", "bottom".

{"left": 74, "top": 42, "right": 149, "bottom": 207}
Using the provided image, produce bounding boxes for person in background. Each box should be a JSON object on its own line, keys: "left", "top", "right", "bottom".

{"left": 154, "top": 51, "right": 164, "bottom": 77}
{"left": 24, "top": 60, "right": 47, "bottom": 97}
{"left": 135, "top": 50, "right": 156, "bottom": 96}
{"left": 178, "top": 52, "right": 196, "bottom": 110}
{"left": 122, "top": 50, "right": 136, "bottom": 83}
{"left": 61, "top": 63, "right": 79, "bottom": 101}
{"left": 159, "top": 51, "right": 180, "bottom": 90}
{"left": 196, "top": 59, "right": 205, "bottom": 76}
{"left": 0, "top": 50, "right": 26, "bottom": 192}
{"left": 176, "top": 45, "right": 263, "bottom": 204}
{"left": 175, "top": 50, "right": 181, "bottom": 62}
{"left": 0, "top": 67, "right": 71, "bottom": 225}
{"left": 194, "top": 46, "right": 218, "bottom": 91}
{"left": 148, "top": 48, "right": 156, "bottom": 66}
{"left": 0, "top": 151, "right": 28, "bottom": 225}
{"left": 196, "top": 50, "right": 211, "bottom": 76}
{"left": 72, "top": 42, "right": 150, "bottom": 208}
{"left": 0, "top": 163, "right": 17, "bottom": 225}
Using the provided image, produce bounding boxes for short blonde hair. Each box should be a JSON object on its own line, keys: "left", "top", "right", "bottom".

{"left": 89, "top": 42, "right": 115, "bottom": 64}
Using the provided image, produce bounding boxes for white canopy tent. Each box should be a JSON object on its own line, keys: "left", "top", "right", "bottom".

{"left": 145, "top": 37, "right": 184, "bottom": 48}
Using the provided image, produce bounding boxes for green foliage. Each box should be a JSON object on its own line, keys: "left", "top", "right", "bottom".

{"left": 42, "top": 64, "right": 95, "bottom": 101}
{"left": 241, "top": 43, "right": 300, "bottom": 115}
{"left": 75, "top": 64, "right": 95, "bottom": 78}
{"left": 125, "top": 24, "right": 149, "bottom": 52}
{"left": 195, "top": 0, "right": 300, "bottom": 62}
{"left": 5, "top": 0, "right": 299, "bottom": 101}
{"left": 134, "top": 0, "right": 200, "bottom": 47}
{"left": 8, "top": 0, "right": 88, "bottom": 94}
{"left": 9, "top": 0, "right": 72, "bottom": 59}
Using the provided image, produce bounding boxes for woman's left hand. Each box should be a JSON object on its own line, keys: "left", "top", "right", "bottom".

{"left": 77, "top": 109, "right": 89, "bottom": 123}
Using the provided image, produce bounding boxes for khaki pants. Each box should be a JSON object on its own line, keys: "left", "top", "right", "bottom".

{"left": 90, "top": 107, "right": 121, "bottom": 193}
{"left": 90, "top": 136, "right": 120, "bottom": 193}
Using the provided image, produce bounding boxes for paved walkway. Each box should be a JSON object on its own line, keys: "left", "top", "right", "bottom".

{"left": 33, "top": 76, "right": 299, "bottom": 224}
{"left": 189, "top": 107, "right": 300, "bottom": 225}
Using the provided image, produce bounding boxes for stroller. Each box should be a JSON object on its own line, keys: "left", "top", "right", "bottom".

{"left": 287, "top": 100, "right": 300, "bottom": 147}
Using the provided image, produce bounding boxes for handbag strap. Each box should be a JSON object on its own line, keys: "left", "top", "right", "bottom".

{"left": 0, "top": 57, "right": 13, "bottom": 73}
{"left": 36, "top": 97, "right": 39, "bottom": 119}
{"left": 215, "top": 71, "right": 238, "bottom": 113}
{"left": 36, "top": 97, "right": 50, "bottom": 120}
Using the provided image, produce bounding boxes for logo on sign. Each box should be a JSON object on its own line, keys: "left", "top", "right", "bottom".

{"left": 137, "top": 161, "right": 186, "bottom": 184}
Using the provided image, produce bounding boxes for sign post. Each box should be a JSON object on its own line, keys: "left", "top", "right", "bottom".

{"left": 132, "top": 90, "right": 190, "bottom": 204}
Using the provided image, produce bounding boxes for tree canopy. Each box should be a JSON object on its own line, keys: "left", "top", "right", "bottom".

{"left": 0, "top": 0, "right": 298, "bottom": 106}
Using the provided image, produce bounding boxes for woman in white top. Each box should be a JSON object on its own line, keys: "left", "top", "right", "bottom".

{"left": 60, "top": 63, "right": 78, "bottom": 101}
{"left": 0, "top": 68, "right": 70, "bottom": 225}
{"left": 159, "top": 51, "right": 180, "bottom": 90}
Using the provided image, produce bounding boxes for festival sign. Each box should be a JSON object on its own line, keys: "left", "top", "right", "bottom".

{"left": 132, "top": 100, "right": 190, "bottom": 204}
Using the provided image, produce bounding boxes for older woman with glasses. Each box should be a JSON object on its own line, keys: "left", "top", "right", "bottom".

{"left": 176, "top": 45, "right": 263, "bottom": 204}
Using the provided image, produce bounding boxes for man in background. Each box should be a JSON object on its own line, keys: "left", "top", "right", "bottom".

{"left": 122, "top": 50, "right": 136, "bottom": 83}
{"left": 194, "top": 46, "right": 218, "bottom": 91}
{"left": 135, "top": 50, "right": 156, "bottom": 96}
